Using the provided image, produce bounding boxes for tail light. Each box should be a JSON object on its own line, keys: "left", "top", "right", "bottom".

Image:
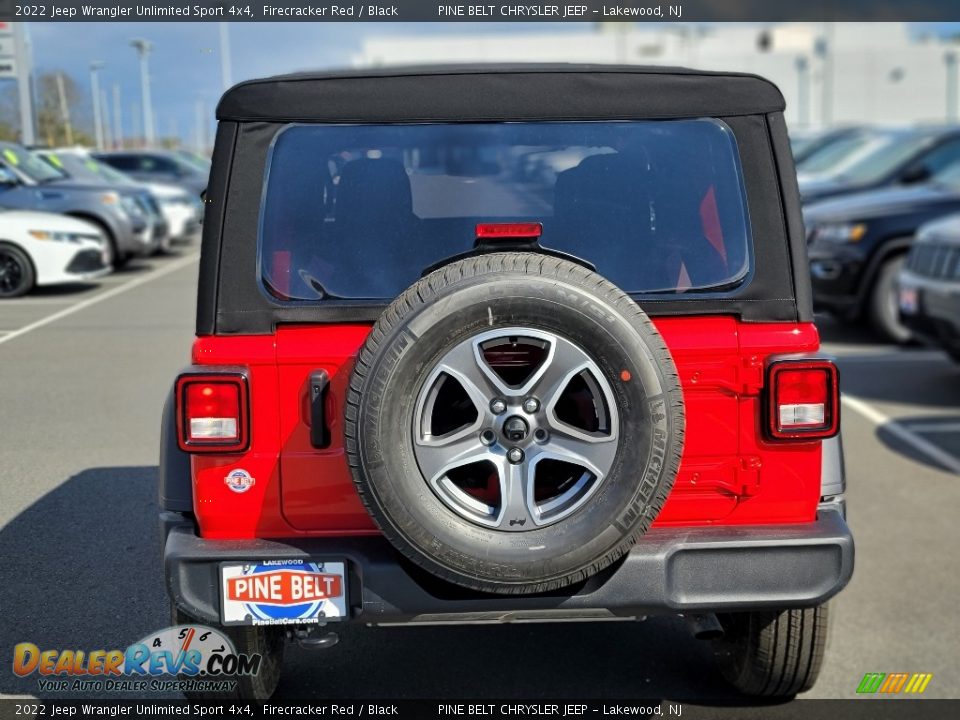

{"left": 766, "top": 359, "right": 839, "bottom": 440}
{"left": 176, "top": 373, "right": 249, "bottom": 452}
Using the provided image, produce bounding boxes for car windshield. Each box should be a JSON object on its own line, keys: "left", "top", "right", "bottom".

{"left": 932, "top": 161, "right": 960, "bottom": 190}
{"left": 176, "top": 151, "right": 211, "bottom": 173}
{"left": 259, "top": 119, "right": 753, "bottom": 301}
{"left": 40, "top": 152, "right": 135, "bottom": 185}
{"left": 835, "top": 133, "right": 935, "bottom": 184}
{"left": 796, "top": 133, "right": 875, "bottom": 174}
{"left": 0, "top": 144, "right": 67, "bottom": 183}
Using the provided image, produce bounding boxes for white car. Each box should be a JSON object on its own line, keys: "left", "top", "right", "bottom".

{"left": 36, "top": 148, "right": 203, "bottom": 243}
{"left": 144, "top": 181, "right": 202, "bottom": 241}
{"left": 0, "top": 209, "right": 110, "bottom": 298}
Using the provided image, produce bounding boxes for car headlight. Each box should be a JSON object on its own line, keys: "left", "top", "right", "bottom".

{"left": 123, "top": 195, "right": 148, "bottom": 217}
{"left": 812, "top": 223, "right": 868, "bottom": 244}
{"left": 28, "top": 230, "right": 100, "bottom": 244}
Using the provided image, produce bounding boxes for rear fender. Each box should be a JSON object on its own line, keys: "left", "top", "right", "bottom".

{"left": 159, "top": 384, "right": 193, "bottom": 513}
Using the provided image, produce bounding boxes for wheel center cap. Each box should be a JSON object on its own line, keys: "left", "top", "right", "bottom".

{"left": 503, "top": 416, "right": 529, "bottom": 442}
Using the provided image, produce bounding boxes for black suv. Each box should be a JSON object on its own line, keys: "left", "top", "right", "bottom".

{"left": 806, "top": 161, "right": 960, "bottom": 342}
{"left": 899, "top": 212, "right": 960, "bottom": 361}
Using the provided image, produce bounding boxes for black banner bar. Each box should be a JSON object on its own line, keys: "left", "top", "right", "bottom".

{"left": 1, "top": 700, "right": 960, "bottom": 720}
{"left": 1, "top": 0, "right": 960, "bottom": 23}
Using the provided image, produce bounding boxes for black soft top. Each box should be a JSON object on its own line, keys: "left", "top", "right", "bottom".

{"left": 200, "top": 63, "right": 812, "bottom": 335}
{"left": 216, "top": 64, "right": 785, "bottom": 123}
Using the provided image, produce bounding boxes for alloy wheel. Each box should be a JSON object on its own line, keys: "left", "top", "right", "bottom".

{"left": 413, "top": 328, "right": 619, "bottom": 531}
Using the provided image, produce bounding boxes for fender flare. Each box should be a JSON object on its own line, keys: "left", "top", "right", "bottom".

{"left": 159, "top": 385, "right": 193, "bottom": 513}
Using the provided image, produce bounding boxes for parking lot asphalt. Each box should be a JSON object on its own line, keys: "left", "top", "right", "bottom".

{"left": 0, "top": 251, "right": 958, "bottom": 705}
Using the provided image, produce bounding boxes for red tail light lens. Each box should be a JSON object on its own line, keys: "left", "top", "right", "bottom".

{"left": 176, "top": 374, "right": 249, "bottom": 452}
{"left": 767, "top": 360, "right": 839, "bottom": 440}
{"left": 475, "top": 222, "right": 543, "bottom": 240}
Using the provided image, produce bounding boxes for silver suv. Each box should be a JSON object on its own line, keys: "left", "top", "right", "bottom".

{"left": 0, "top": 142, "right": 166, "bottom": 266}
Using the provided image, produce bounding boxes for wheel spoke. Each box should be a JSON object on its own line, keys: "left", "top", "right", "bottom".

{"left": 537, "top": 429, "right": 617, "bottom": 482}
{"left": 414, "top": 432, "right": 493, "bottom": 485}
{"left": 534, "top": 337, "right": 593, "bottom": 409}
{"left": 436, "top": 340, "right": 508, "bottom": 406}
{"left": 496, "top": 460, "right": 538, "bottom": 530}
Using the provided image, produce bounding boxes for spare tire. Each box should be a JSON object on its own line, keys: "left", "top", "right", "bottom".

{"left": 345, "top": 253, "right": 684, "bottom": 594}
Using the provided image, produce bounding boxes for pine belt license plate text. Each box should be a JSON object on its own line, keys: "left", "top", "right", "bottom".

{"left": 220, "top": 560, "right": 347, "bottom": 626}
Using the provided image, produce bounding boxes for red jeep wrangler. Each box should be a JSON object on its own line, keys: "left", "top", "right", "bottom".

{"left": 160, "top": 65, "right": 853, "bottom": 699}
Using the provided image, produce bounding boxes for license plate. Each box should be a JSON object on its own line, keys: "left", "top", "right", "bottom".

{"left": 899, "top": 287, "right": 919, "bottom": 315}
{"left": 220, "top": 560, "right": 347, "bottom": 626}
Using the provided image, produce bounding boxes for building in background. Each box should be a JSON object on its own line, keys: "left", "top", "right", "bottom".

{"left": 352, "top": 23, "right": 960, "bottom": 128}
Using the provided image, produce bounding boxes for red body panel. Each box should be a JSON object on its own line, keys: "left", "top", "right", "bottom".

{"left": 189, "top": 318, "right": 822, "bottom": 539}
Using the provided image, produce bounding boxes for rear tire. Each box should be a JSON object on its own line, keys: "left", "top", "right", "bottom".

{"left": 155, "top": 229, "right": 173, "bottom": 255}
{"left": 868, "top": 255, "right": 911, "bottom": 344}
{"left": 171, "top": 606, "right": 285, "bottom": 700}
{"left": 0, "top": 243, "right": 35, "bottom": 298}
{"left": 714, "top": 605, "right": 830, "bottom": 698}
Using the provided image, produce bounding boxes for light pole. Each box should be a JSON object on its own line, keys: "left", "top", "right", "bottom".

{"left": 795, "top": 56, "right": 810, "bottom": 128}
{"left": 219, "top": 22, "right": 233, "bottom": 91}
{"left": 815, "top": 24, "right": 834, "bottom": 128}
{"left": 112, "top": 83, "right": 123, "bottom": 149}
{"left": 947, "top": 51, "right": 959, "bottom": 124}
{"left": 130, "top": 38, "right": 155, "bottom": 147}
{"left": 56, "top": 73, "right": 73, "bottom": 146}
{"left": 89, "top": 61, "right": 105, "bottom": 150}
{"left": 12, "top": 22, "right": 36, "bottom": 145}
{"left": 100, "top": 89, "right": 113, "bottom": 150}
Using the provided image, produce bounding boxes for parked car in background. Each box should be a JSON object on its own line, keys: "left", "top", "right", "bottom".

{"left": 799, "top": 126, "right": 960, "bottom": 204}
{"left": 805, "top": 160, "right": 960, "bottom": 342}
{"left": 36, "top": 149, "right": 202, "bottom": 244}
{"left": 792, "top": 126, "right": 868, "bottom": 166}
{"left": 0, "top": 208, "right": 109, "bottom": 298}
{"left": 173, "top": 149, "right": 212, "bottom": 175}
{"left": 795, "top": 127, "right": 880, "bottom": 179}
{"left": 898, "top": 213, "right": 960, "bottom": 363}
{"left": 95, "top": 150, "right": 208, "bottom": 198}
{"left": 0, "top": 142, "right": 160, "bottom": 266}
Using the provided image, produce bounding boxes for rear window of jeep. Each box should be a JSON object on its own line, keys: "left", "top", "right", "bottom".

{"left": 258, "top": 119, "right": 752, "bottom": 301}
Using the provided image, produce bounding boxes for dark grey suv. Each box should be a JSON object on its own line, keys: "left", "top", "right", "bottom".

{"left": 95, "top": 151, "right": 208, "bottom": 198}
{"left": 0, "top": 143, "right": 165, "bottom": 266}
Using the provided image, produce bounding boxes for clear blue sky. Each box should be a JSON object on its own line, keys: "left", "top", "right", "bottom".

{"left": 10, "top": 21, "right": 960, "bottom": 148}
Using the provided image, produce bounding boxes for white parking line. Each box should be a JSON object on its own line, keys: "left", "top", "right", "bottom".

{"left": 0, "top": 299, "right": 75, "bottom": 305}
{"left": 842, "top": 394, "right": 960, "bottom": 474}
{"left": 0, "top": 253, "right": 199, "bottom": 348}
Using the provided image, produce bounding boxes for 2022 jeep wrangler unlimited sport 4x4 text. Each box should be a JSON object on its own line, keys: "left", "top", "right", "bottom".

{"left": 160, "top": 65, "right": 853, "bottom": 700}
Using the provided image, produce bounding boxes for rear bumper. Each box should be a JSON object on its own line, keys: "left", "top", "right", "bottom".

{"left": 163, "top": 506, "right": 853, "bottom": 625}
